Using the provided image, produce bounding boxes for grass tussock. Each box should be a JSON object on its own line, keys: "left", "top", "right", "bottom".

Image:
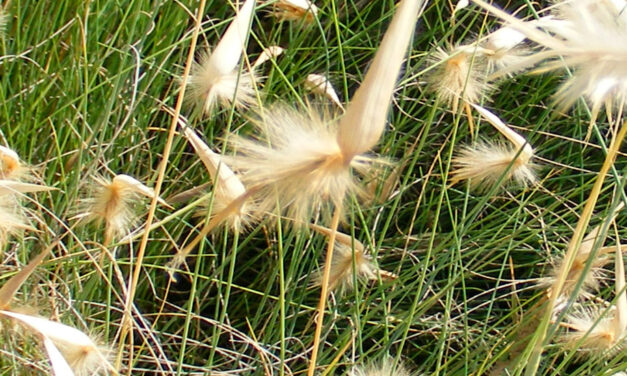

{"left": 1, "top": 0, "right": 627, "bottom": 375}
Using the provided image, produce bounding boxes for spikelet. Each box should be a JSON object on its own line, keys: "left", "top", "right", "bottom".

{"left": 337, "top": 0, "right": 426, "bottom": 161}
{"left": 81, "top": 174, "right": 167, "bottom": 243}
{"left": 252, "top": 45, "right": 284, "bottom": 69}
{"left": 545, "top": 203, "right": 624, "bottom": 302}
{"left": 474, "top": 0, "right": 627, "bottom": 120}
{"left": 425, "top": 45, "right": 491, "bottom": 112}
{"left": 304, "top": 73, "right": 344, "bottom": 109}
{"left": 0, "top": 180, "right": 54, "bottom": 247}
{"left": 0, "top": 146, "right": 31, "bottom": 181}
{"left": 43, "top": 336, "right": 76, "bottom": 376}
{"left": 0, "top": 310, "right": 111, "bottom": 375}
{"left": 561, "top": 244, "right": 627, "bottom": 356}
{"left": 562, "top": 308, "right": 624, "bottom": 356}
{"left": 270, "top": 0, "right": 318, "bottom": 23}
{"left": 481, "top": 25, "right": 529, "bottom": 73}
{"left": 450, "top": 104, "right": 535, "bottom": 190}
{"left": 181, "top": 125, "right": 253, "bottom": 231}
{"left": 310, "top": 224, "right": 396, "bottom": 292}
{"left": 227, "top": 105, "right": 356, "bottom": 222}
{"left": 226, "top": 0, "right": 424, "bottom": 223}
{"left": 186, "top": 0, "right": 257, "bottom": 115}
{"left": 350, "top": 358, "right": 412, "bottom": 376}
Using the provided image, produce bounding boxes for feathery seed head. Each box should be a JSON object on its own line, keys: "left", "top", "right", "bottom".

{"left": 544, "top": 213, "right": 623, "bottom": 301}
{"left": 451, "top": 105, "right": 535, "bottom": 190}
{"left": 562, "top": 308, "right": 625, "bottom": 356}
{"left": 186, "top": 0, "right": 257, "bottom": 116}
{"left": 270, "top": 0, "right": 318, "bottom": 23}
{"left": 0, "top": 146, "right": 30, "bottom": 181}
{"left": 350, "top": 358, "right": 412, "bottom": 376}
{"left": 426, "top": 45, "right": 491, "bottom": 112}
{"left": 475, "top": 0, "right": 627, "bottom": 118}
{"left": 182, "top": 126, "right": 254, "bottom": 231}
{"left": 227, "top": 105, "right": 363, "bottom": 223}
{"left": 0, "top": 204, "right": 30, "bottom": 248}
{"left": 82, "top": 174, "right": 164, "bottom": 241}
{"left": 188, "top": 52, "right": 258, "bottom": 115}
{"left": 304, "top": 73, "right": 344, "bottom": 109}
{"left": 1, "top": 310, "right": 112, "bottom": 375}
{"left": 451, "top": 141, "right": 535, "bottom": 190}
{"left": 226, "top": 0, "right": 422, "bottom": 223}
{"left": 310, "top": 224, "right": 397, "bottom": 292}
{"left": 313, "top": 242, "right": 376, "bottom": 292}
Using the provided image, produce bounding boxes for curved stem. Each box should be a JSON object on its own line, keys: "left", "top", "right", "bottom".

{"left": 308, "top": 208, "right": 341, "bottom": 376}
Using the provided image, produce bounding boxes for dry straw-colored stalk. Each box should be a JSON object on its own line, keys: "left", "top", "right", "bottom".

{"left": 120, "top": 1, "right": 207, "bottom": 368}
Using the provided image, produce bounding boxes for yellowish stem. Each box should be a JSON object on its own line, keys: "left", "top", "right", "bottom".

{"left": 464, "top": 101, "right": 475, "bottom": 137}
{"left": 307, "top": 208, "right": 341, "bottom": 376}
{"left": 116, "top": 0, "right": 207, "bottom": 373}
{"left": 525, "top": 121, "right": 627, "bottom": 376}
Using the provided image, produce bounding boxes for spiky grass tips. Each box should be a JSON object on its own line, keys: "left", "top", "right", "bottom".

{"left": 426, "top": 45, "right": 491, "bottom": 112}
{"left": 270, "top": 0, "right": 318, "bottom": 24}
{"left": 81, "top": 174, "right": 165, "bottom": 243}
{"left": 186, "top": 0, "right": 258, "bottom": 116}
